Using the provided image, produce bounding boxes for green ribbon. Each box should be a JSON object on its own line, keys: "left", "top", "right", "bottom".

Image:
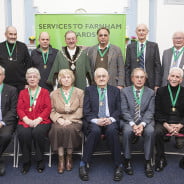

{"left": 172, "top": 47, "right": 184, "bottom": 62}
{"left": 98, "top": 44, "right": 110, "bottom": 58}
{"left": 60, "top": 86, "right": 74, "bottom": 104}
{"left": 168, "top": 84, "right": 181, "bottom": 107}
{"left": 28, "top": 87, "right": 40, "bottom": 107}
{"left": 97, "top": 87, "right": 107, "bottom": 102}
{"left": 136, "top": 41, "right": 146, "bottom": 58}
{"left": 41, "top": 49, "right": 49, "bottom": 65}
{"left": 132, "top": 86, "right": 144, "bottom": 105}
{"left": 6, "top": 41, "right": 16, "bottom": 57}
{"left": 0, "top": 83, "right": 4, "bottom": 94}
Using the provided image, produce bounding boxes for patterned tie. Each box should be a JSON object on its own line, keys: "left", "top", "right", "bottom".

{"left": 98, "top": 88, "right": 106, "bottom": 118}
{"left": 134, "top": 90, "right": 140, "bottom": 123}
{"left": 172, "top": 50, "right": 179, "bottom": 67}
{"left": 139, "top": 44, "right": 144, "bottom": 69}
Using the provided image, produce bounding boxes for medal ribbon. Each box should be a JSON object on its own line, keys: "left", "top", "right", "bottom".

{"left": 136, "top": 41, "right": 146, "bottom": 58}
{"left": 41, "top": 49, "right": 49, "bottom": 65}
{"left": 98, "top": 44, "right": 110, "bottom": 58}
{"left": 0, "top": 83, "right": 4, "bottom": 94}
{"left": 6, "top": 41, "right": 16, "bottom": 57}
{"left": 97, "top": 87, "right": 107, "bottom": 102}
{"left": 28, "top": 87, "right": 40, "bottom": 107}
{"left": 60, "top": 86, "right": 74, "bottom": 104}
{"left": 168, "top": 84, "right": 181, "bottom": 107}
{"left": 132, "top": 86, "right": 144, "bottom": 105}
{"left": 172, "top": 47, "right": 184, "bottom": 61}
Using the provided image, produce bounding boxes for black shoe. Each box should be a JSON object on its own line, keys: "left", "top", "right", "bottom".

{"left": 124, "top": 159, "right": 133, "bottom": 175}
{"left": 79, "top": 166, "right": 89, "bottom": 181}
{"left": 145, "top": 160, "right": 154, "bottom": 178}
{"left": 36, "top": 160, "right": 45, "bottom": 173}
{"left": 21, "top": 162, "right": 31, "bottom": 174}
{"left": 179, "top": 157, "right": 184, "bottom": 169}
{"left": 132, "top": 135, "right": 139, "bottom": 144}
{"left": 0, "top": 160, "right": 5, "bottom": 176}
{"left": 155, "top": 158, "right": 167, "bottom": 172}
{"left": 113, "top": 166, "right": 123, "bottom": 181}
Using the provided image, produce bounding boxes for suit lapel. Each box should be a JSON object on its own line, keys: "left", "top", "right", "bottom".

{"left": 1, "top": 85, "right": 7, "bottom": 115}
{"left": 145, "top": 41, "right": 151, "bottom": 66}
{"left": 92, "top": 47, "right": 98, "bottom": 68}
{"left": 166, "top": 48, "right": 173, "bottom": 71}
{"left": 140, "top": 87, "right": 148, "bottom": 109}
{"left": 108, "top": 45, "right": 113, "bottom": 65}
{"left": 179, "top": 52, "right": 184, "bottom": 69}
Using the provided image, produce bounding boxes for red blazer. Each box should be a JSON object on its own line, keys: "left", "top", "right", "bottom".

{"left": 17, "top": 88, "right": 51, "bottom": 128}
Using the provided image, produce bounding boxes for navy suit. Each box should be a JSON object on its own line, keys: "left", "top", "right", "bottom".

{"left": 82, "top": 85, "right": 122, "bottom": 166}
{"left": 0, "top": 84, "right": 17, "bottom": 156}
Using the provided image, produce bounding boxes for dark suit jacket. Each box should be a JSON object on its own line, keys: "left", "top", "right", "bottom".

{"left": 83, "top": 85, "right": 121, "bottom": 134}
{"left": 125, "top": 41, "right": 162, "bottom": 89}
{"left": 161, "top": 47, "right": 184, "bottom": 87}
{"left": 1, "top": 84, "right": 18, "bottom": 126}
{"left": 155, "top": 85, "right": 184, "bottom": 125}
{"left": 120, "top": 86, "right": 155, "bottom": 126}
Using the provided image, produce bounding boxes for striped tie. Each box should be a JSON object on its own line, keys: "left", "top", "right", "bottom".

{"left": 98, "top": 88, "right": 106, "bottom": 118}
{"left": 134, "top": 90, "right": 140, "bottom": 123}
{"left": 172, "top": 50, "right": 179, "bottom": 67}
{"left": 139, "top": 44, "right": 144, "bottom": 69}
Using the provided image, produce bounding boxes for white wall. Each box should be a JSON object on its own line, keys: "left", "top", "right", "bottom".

{"left": 156, "top": 0, "right": 184, "bottom": 58}
{"left": 0, "top": 0, "right": 6, "bottom": 42}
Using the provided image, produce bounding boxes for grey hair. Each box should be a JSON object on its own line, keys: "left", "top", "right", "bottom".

{"left": 0, "top": 65, "right": 5, "bottom": 74}
{"left": 26, "top": 67, "right": 41, "bottom": 80}
{"left": 169, "top": 67, "right": 184, "bottom": 78}
{"left": 131, "top": 68, "right": 148, "bottom": 78}
{"left": 94, "top": 67, "right": 109, "bottom": 77}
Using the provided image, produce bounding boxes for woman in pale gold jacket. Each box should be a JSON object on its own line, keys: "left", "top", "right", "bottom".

{"left": 49, "top": 69, "right": 84, "bottom": 174}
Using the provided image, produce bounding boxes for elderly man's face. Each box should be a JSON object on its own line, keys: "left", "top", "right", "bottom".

{"left": 5, "top": 27, "right": 17, "bottom": 44}
{"left": 94, "top": 68, "right": 109, "bottom": 87}
{"left": 168, "top": 70, "right": 182, "bottom": 87}
{"left": 173, "top": 32, "right": 184, "bottom": 50}
{"left": 97, "top": 29, "right": 109, "bottom": 46}
{"left": 39, "top": 32, "right": 50, "bottom": 50}
{"left": 136, "top": 25, "right": 148, "bottom": 42}
{"left": 65, "top": 32, "right": 77, "bottom": 49}
{"left": 0, "top": 70, "right": 5, "bottom": 84}
{"left": 131, "top": 70, "right": 146, "bottom": 89}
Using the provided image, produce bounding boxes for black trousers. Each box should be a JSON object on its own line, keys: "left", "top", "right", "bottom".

{"left": 155, "top": 123, "right": 184, "bottom": 160}
{"left": 0, "top": 124, "right": 15, "bottom": 157}
{"left": 82, "top": 123, "right": 122, "bottom": 167}
{"left": 17, "top": 124, "right": 51, "bottom": 164}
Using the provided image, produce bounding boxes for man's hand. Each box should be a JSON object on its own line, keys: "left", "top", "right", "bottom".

{"left": 132, "top": 124, "right": 144, "bottom": 136}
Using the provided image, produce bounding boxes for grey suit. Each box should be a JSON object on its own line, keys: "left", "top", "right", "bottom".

{"left": 87, "top": 44, "right": 125, "bottom": 87}
{"left": 161, "top": 47, "right": 184, "bottom": 87}
{"left": 120, "top": 86, "right": 155, "bottom": 160}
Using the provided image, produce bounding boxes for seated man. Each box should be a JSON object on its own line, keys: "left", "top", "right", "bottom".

{"left": 79, "top": 68, "right": 123, "bottom": 181}
{"left": 121, "top": 68, "right": 155, "bottom": 178}
{"left": 155, "top": 67, "right": 184, "bottom": 171}
{"left": 0, "top": 65, "right": 17, "bottom": 176}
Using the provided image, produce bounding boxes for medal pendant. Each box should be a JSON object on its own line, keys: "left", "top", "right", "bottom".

{"left": 29, "top": 107, "right": 32, "bottom": 112}
{"left": 65, "top": 103, "right": 71, "bottom": 112}
{"left": 9, "top": 57, "right": 13, "bottom": 61}
{"left": 100, "top": 58, "right": 104, "bottom": 61}
{"left": 44, "top": 65, "right": 47, "bottom": 69}
{"left": 71, "top": 64, "right": 75, "bottom": 70}
{"left": 172, "top": 107, "right": 176, "bottom": 112}
{"left": 99, "top": 101, "right": 103, "bottom": 106}
{"left": 137, "top": 58, "right": 139, "bottom": 62}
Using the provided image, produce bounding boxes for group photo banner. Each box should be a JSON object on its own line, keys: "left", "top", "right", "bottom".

{"left": 35, "top": 14, "right": 126, "bottom": 53}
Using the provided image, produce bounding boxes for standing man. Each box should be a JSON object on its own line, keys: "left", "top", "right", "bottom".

{"left": 0, "top": 65, "right": 18, "bottom": 176}
{"left": 31, "top": 32, "right": 58, "bottom": 91}
{"left": 161, "top": 31, "right": 184, "bottom": 87}
{"left": 0, "top": 26, "right": 32, "bottom": 92}
{"left": 155, "top": 67, "right": 184, "bottom": 172}
{"left": 87, "top": 27, "right": 125, "bottom": 88}
{"left": 121, "top": 68, "right": 155, "bottom": 178}
{"left": 47, "top": 30, "right": 92, "bottom": 90}
{"left": 79, "top": 68, "right": 123, "bottom": 181}
{"left": 125, "top": 24, "right": 162, "bottom": 90}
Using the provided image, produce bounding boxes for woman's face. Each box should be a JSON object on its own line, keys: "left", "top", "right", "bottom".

{"left": 27, "top": 73, "right": 39, "bottom": 88}
{"left": 60, "top": 74, "right": 73, "bottom": 87}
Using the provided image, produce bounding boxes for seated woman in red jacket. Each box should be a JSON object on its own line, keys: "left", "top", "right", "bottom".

{"left": 17, "top": 67, "right": 51, "bottom": 174}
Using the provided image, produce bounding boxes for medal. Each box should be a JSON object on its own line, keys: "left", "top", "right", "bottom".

{"left": 41, "top": 49, "right": 49, "bottom": 68}
{"left": 99, "top": 101, "right": 103, "bottom": 106}
{"left": 100, "top": 58, "right": 103, "bottom": 61}
{"left": 6, "top": 41, "right": 16, "bottom": 61}
{"left": 64, "top": 103, "right": 71, "bottom": 112}
{"left": 71, "top": 63, "right": 75, "bottom": 70}
{"left": 172, "top": 107, "right": 176, "bottom": 112}
{"left": 137, "top": 58, "right": 139, "bottom": 62}
{"left": 9, "top": 57, "right": 13, "bottom": 61}
{"left": 44, "top": 64, "right": 47, "bottom": 69}
{"left": 29, "top": 107, "right": 32, "bottom": 112}
{"left": 98, "top": 44, "right": 110, "bottom": 61}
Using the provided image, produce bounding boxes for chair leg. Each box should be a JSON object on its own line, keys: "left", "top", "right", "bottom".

{"left": 16, "top": 141, "right": 20, "bottom": 168}
{"left": 13, "top": 133, "right": 17, "bottom": 167}
{"left": 48, "top": 145, "right": 52, "bottom": 167}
